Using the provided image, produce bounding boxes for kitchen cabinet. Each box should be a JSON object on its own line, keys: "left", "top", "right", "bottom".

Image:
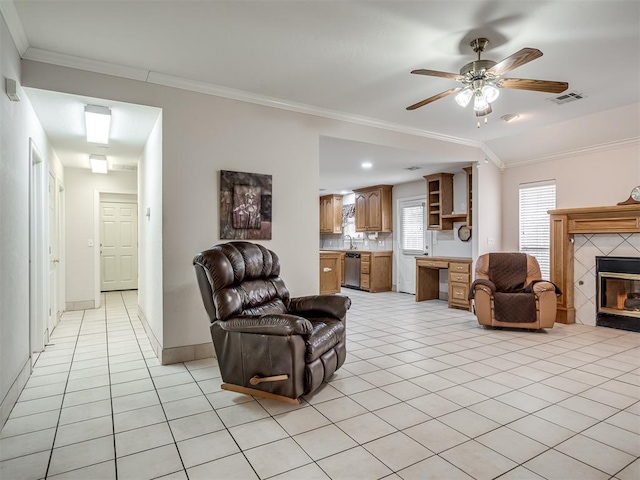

{"left": 320, "top": 194, "right": 343, "bottom": 234}
{"left": 359, "top": 251, "right": 392, "bottom": 293}
{"left": 353, "top": 185, "right": 393, "bottom": 232}
{"left": 320, "top": 251, "right": 342, "bottom": 294}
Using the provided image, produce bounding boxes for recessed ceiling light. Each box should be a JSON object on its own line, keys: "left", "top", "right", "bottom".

{"left": 340, "top": 190, "right": 350, "bottom": 195}
{"left": 501, "top": 113, "right": 520, "bottom": 123}
{"left": 361, "top": 162, "right": 372, "bottom": 169}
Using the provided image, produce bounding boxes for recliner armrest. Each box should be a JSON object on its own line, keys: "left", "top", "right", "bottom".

{"left": 525, "top": 280, "right": 562, "bottom": 297}
{"left": 288, "top": 295, "right": 351, "bottom": 319}
{"left": 219, "top": 314, "right": 313, "bottom": 336}
{"left": 468, "top": 279, "right": 496, "bottom": 300}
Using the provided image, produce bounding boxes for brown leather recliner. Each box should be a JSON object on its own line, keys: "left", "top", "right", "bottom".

{"left": 469, "top": 253, "right": 560, "bottom": 330}
{"left": 193, "top": 241, "right": 350, "bottom": 404}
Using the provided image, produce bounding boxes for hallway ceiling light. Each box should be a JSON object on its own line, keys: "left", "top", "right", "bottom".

{"left": 85, "top": 105, "right": 111, "bottom": 144}
{"left": 90, "top": 154, "right": 108, "bottom": 174}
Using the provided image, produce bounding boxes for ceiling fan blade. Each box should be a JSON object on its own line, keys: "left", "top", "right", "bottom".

{"left": 488, "top": 48, "right": 543, "bottom": 76}
{"left": 500, "top": 78, "right": 569, "bottom": 93}
{"left": 406, "top": 88, "right": 461, "bottom": 110}
{"left": 411, "top": 69, "right": 463, "bottom": 81}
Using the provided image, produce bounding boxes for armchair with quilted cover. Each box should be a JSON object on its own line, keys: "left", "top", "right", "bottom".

{"left": 193, "top": 241, "right": 350, "bottom": 403}
{"left": 469, "top": 253, "right": 560, "bottom": 330}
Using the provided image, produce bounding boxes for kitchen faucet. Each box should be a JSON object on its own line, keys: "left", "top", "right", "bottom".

{"left": 344, "top": 235, "right": 356, "bottom": 250}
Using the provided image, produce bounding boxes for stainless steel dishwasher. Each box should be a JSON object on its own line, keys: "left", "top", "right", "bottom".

{"left": 344, "top": 252, "right": 361, "bottom": 289}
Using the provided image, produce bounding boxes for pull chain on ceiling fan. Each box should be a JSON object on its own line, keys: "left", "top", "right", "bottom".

{"left": 407, "top": 38, "right": 569, "bottom": 116}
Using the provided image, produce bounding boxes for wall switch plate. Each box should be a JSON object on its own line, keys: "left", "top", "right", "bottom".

{"left": 487, "top": 237, "right": 495, "bottom": 245}
{"left": 88, "top": 239, "right": 94, "bottom": 247}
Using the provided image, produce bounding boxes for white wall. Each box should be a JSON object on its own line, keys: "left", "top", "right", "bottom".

{"left": 501, "top": 143, "right": 640, "bottom": 251}
{"left": 64, "top": 168, "right": 138, "bottom": 306}
{"left": 22, "top": 59, "right": 479, "bottom": 353}
{"left": 476, "top": 161, "right": 503, "bottom": 256}
{"left": 138, "top": 113, "right": 163, "bottom": 348}
{"left": 0, "top": 14, "right": 60, "bottom": 426}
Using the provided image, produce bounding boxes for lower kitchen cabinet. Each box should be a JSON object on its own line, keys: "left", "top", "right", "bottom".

{"left": 360, "top": 251, "right": 392, "bottom": 293}
{"left": 320, "top": 251, "right": 342, "bottom": 294}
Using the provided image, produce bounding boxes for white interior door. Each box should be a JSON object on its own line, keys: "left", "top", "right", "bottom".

{"left": 48, "top": 171, "right": 58, "bottom": 338}
{"left": 397, "top": 197, "right": 428, "bottom": 294}
{"left": 101, "top": 202, "right": 138, "bottom": 291}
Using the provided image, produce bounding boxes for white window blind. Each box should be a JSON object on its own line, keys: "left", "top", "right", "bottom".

{"left": 519, "top": 181, "right": 556, "bottom": 278}
{"left": 400, "top": 202, "right": 425, "bottom": 254}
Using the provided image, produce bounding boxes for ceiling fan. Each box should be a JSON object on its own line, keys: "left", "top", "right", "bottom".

{"left": 407, "top": 38, "right": 569, "bottom": 116}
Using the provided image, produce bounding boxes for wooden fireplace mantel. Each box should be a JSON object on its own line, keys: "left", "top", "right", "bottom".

{"left": 549, "top": 204, "right": 640, "bottom": 324}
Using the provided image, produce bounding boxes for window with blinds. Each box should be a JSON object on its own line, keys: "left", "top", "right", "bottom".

{"left": 400, "top": 201, "right": 425, "bottom": 254}
{"left": 519, "top": 181, "right": 556, "bottom": 278}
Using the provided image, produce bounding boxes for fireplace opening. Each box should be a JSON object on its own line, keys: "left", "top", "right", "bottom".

{"left": 596, "top": 256, "right": 640, "bottom": 333}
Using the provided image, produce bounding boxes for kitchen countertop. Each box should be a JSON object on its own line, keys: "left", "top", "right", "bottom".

{"left": 320, "top": 249, "right": 393, "bottom": 254}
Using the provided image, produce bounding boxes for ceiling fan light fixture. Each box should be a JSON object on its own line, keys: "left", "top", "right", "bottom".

{"left": 473, "top": 93, "right": 489, "bottom": 112}
{"left": 455, "top": 88, "right": 473, "bottom": 107}
{"left": 481, "top": 84, "right": 500, "bottom": 103}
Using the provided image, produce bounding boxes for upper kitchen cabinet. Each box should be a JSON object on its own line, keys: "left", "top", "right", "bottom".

{"left": 354, "top": 185, "right": 393, "bottom": 233}
{"left": 320, "top": 194, "right": 343, "bottom": 234}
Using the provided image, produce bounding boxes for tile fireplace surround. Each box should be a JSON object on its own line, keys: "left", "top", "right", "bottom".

{"left": 573, "top": 234, "right": 640, "bottom": 325}
{"left": 549, "top": 204, "right": 640, "bottom": 327}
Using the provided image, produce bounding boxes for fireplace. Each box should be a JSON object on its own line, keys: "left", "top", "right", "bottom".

{"left": 596, "top": 256, "right": 640, "bottom": 332}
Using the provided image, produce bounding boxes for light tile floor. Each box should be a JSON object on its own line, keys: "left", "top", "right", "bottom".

{"left": 1, "top": 289, "right": 639, "bottom": 480}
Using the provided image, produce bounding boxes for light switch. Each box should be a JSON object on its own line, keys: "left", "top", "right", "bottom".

{"left": 88, "top": 239, "right": 94, "bottom": 247}
{"left": 487, "top": 237, "right": 495, "bottom": 245}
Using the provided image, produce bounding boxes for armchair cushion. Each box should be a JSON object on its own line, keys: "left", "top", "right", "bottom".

{"left": 493, "top": 292, "right": 537, "bottom": 323}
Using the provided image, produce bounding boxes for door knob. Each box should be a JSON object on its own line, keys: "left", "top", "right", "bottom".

{"left": 53, "top": 259, "right": 60, "bottom": 264}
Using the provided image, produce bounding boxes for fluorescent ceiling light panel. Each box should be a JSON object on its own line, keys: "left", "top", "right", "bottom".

{"left": 90, "top": 154, "right": 108, "bottom": 174}
{"left": 85, "top": 105, "right": 111, "bottom": 144}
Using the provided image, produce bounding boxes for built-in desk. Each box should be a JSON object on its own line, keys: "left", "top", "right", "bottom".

{"left": 415, "top": 256, "right": 473, "bottom": 310}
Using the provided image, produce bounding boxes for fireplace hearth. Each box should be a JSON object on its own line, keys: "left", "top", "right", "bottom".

{"left": 596, "top": 256, "right": 640, "bottom": 332}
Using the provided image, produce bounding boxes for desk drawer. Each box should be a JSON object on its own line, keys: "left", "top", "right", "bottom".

{"left": 449, "top": 262, "right": 470, "bottom": 273}
{"left": 450, "top": 284, "right": 469, "bottom": 302}
{"left": 449, "top": 272, "right": 470, "bottom": 284}
{"left": 417, "top": 259, "right": 448, "bottom": 269}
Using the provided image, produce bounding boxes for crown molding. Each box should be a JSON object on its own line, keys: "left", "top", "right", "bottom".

{"left": 21, "top": 48, "right": 488, "bottom": 149}
{"left": 503, "top": 137, "right": 640, "bottom": 169}
{"left": 23, "top": 47, "right": 150, "bottom": 82}
{"left": 146, "top": 71, "right": 482, "bottom": 149}
{"left": 20, "top": 47, "right": 505, "bottom": 166}
{"left": 0, "top": 1, "right": 29, "bottom": 56}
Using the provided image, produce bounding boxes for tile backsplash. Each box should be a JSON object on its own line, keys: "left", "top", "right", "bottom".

{"left": 573, "top": 233, "right": 640, "bottom": 325}
{"left": 320, "top": 232, "right": 394, "bottom": 251}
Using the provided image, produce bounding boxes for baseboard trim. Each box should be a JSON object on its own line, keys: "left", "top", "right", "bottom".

{"left": 0, "top": 357, "right": 32, "bottom": 430}
{"left": 137, "top": 306, "right": 163, "bottom": 361}
{"left": 65, "top": 300, "right": 95, "bottom": 311}
{"left": 161, "top": 343, "right": 215, "bottom": 365}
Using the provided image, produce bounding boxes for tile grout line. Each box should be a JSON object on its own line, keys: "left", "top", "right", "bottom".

{"left": 118, "top": 290, "right": 191, "bottom": 479}
{"left": 43, "top": 308, "right": 86, "bottom": 479}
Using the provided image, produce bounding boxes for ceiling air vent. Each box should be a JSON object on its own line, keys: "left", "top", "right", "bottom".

{"left": 548, "top": 91, "right": 586, "bottom": 105}
{"left": 110, "top": 163, "right": 137, "bottom": 172}
{"left": 404, "top": 166, "right": 422, "bottom": 171}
